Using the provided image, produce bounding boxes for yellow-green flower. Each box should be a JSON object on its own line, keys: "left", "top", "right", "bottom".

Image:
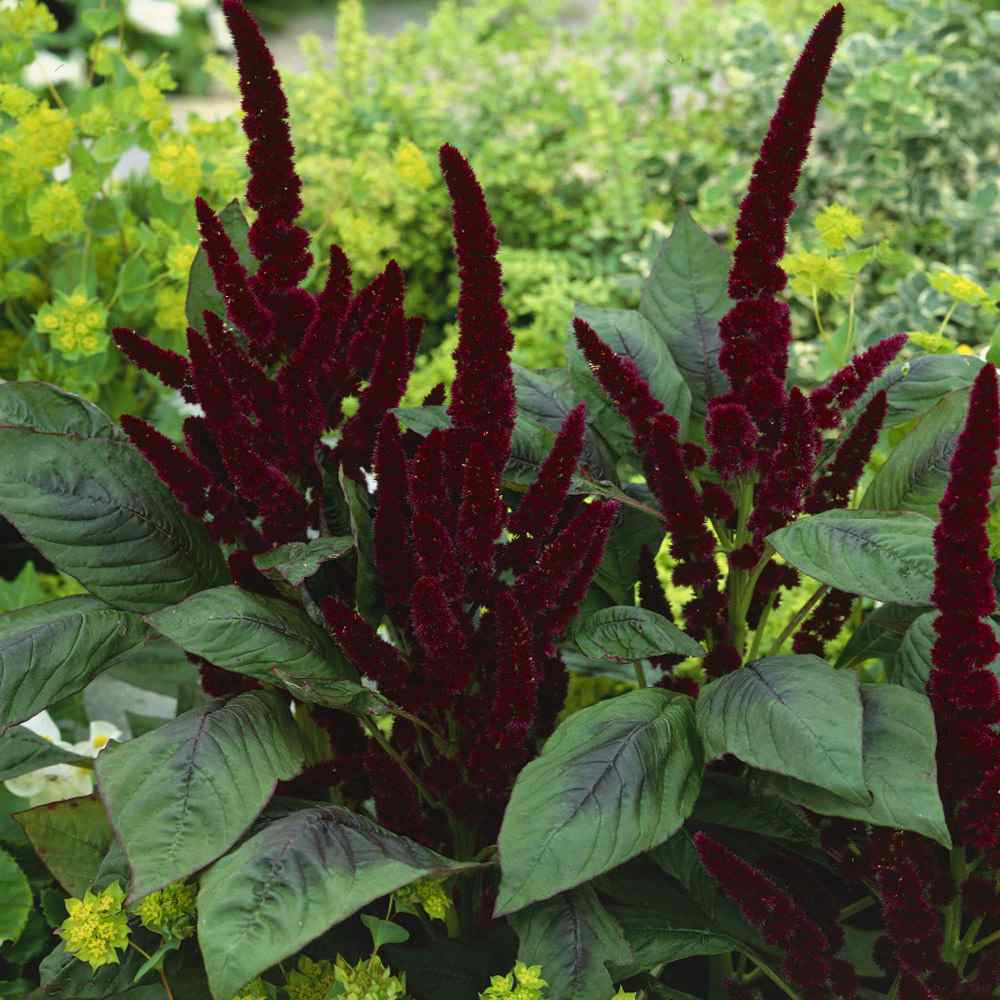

{"left": 394, "top": 140, "right": 434, "bottom": 190}
{"left": 35, "top": 288, "right": 108, "bottom": 359}
{"left": 149, "top": 137, "right": 203, "bottom": 202}
{"left": 394, "top": 876, "right": 452, "bottom": 921}
{"left": 59, "top": 881, "right": 130, "bottom": 970}
{"left": 814, "top": 204, "right": 863, "bottom": 251}
{"left": 332, "top": 954, "right": 409, "bottom": 1000}
{"left": 166, "top": 242, "right": 198, "bottom": 283}
{"left": 0, "top": 83, "right": 36, "bottom": 118}
{"left": 558, "top": 674, "right": 632, "bottom": 723}
{"left": 928, "top": 268, "right": 993, "bottom": 308}
{"left": 232, "top": 978, "right": 270, "bottom": 1000}
{"left": 906, "top": 330, "right": 974, "bottom": 356}
{"left": 0, "top": 104, "right": 74, "bottom": 172}
{"left": 0, "top": 0, "right": 57, "bottom": 42}
{"left": 27, "top": 183, "right": 85, "bottom": 241}
{"left": 780, "top": 250, "right": 850, "bottom": 298}
{"left": 133, "top": 881, "right": 197, "bottom": 940}
{"left": 285, "top": 955, "right": 337, "bottom": 1000}
{"left": 479, "top": 962, "right": 547, "bottom": 1000}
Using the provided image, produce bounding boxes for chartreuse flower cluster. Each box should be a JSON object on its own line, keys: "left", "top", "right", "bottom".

{"left": 134, "top": 880, "right": 198, "bottom": 940}
{"left": 393, "top": 876, "right": 452, "bottom": 922}
{"left": 478, "top": 962, "right": 547, "bottom": 1000}
{"left": 58, "top": 882, "right": 130, "bottom": 970}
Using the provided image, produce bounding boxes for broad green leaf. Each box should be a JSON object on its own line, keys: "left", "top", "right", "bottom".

{"left": 0, "top": 848, "right": 31, "bottom": 944}
{"left": 639, "top": 209, "right": 732, "bottom": 424}
{"left": 360, "top": 915, "right": 410, "bottom": 949}
{"left": 197, "top": 806, "right": 475, "bottom": 1000}
{"left": 0, "top": 597, "right": 148, "bottom": 733}
{"left": 761, "top": 685, "right": 950, "bottom": 848}
{"left": 495, "top": 689, "right": 702, "bottom": 916}
{"left": 852, "top": 353, "right": 984, "bottom": 429}
{"left": 81, "top": 8, "right": 121, "bottom": 36}
{"left": 339, "top": 470, "right": 384, "bottom": 629}
{"left": 568, "top": 306, "right": 691, "bottom": 462}
{"left": 696, "top": 655, "right": 868, "bottom": 804}
{"left": 767, "top": 510, "right": 936, "bottom": 605}
{"left": 569, "top": 606, "right": 704, "bottom": 663}
{"left": 146, "top": 585, "right": 364, "bottom": 709}
{"left": 104, "top": 635, "right": 200, "bottom": 699}
{"left": 0, "top": 726, "right": 89, "bottom": 781}
{"left": 252, "top": 536, "right": 354, "bottom": 587}
{"left": 510, "top": 885, "right": 632, "bottom": 1000}
{"left": 38, "top": 941, "right": 159, "bottom": 998}
{"left": 392, "top": 404, "right": 450, "bottom": 436}
{"left": 15, "top": 795, "right": 112, "bottom": 896}
{"left": 860, "top": 390, "right": 994, "bottom": 517}
{"left": 895, "top": 612, "right": 1000, "bottom": 692}
{"left": 0, "top": 383, "right": 227, "bottom": 613}
{"left": 185, "top": 199, "right": 252, "bottom": 338}
{"left": 591, "top": 504, "right": 664, "bottom": 607}
{"left": 95, "top": 690, "right": 304, "bottom": 901}
{"left": 834, "top": 603, "right": 928, "bottom": 670}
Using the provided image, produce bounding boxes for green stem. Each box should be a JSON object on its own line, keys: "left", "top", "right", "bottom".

{"left": 747, "top": 591, "right": 776, "bottom": 662}
{"left": 362, "top": 717, "right": 448, "bottom": 817}
{"left": 765, "top": 584, "right": 829, "bottom": 658}
{"left": 811, "top": 286, "right": 827, "bottom": 341}
{"left": 887, "top": 973, "right": 901, "bottom": 1000}
{"left": 959, "top": 917, "right": 984, "bottom": 975}
{"left": 843, "top": 285, "right": 857, "bottom": 366}
{"left": 936, "top": 302, "right": 958, "bottom": 337}
{"left": 969, "top": 927, "right": 1000, "bottom": 955}
{"left": 738, "top": 950, "right": 803, "bottom": 1000}
{"left": 633, "top": 659, "right": 648, "bottom": 688}
{"left": 837, "top": 896, "right": 876, "bottom": 922}
{"left": 942, "top": 847, "right": 966, "bottom": 963}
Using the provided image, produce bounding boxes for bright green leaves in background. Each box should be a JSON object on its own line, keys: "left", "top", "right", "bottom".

{"left": 95, "top": 691, "right": 304, "bottom": 902}
{"left": 496, "top": 690, "right": 702, "bottom": 917}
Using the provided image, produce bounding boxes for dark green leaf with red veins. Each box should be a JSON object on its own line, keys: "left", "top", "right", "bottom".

{"left": 185, "top": 199, "right": 253, "bottom": 338}
{"left": 895, "top": 611, "right": 1000, "bottom": 692}
{"left": 759, "top": 684, "right": 951, "bottom": 849}
{"left": 15, "top": 796, "right": 113, "bottom": 897}
{"left": 767, "top": 509, "right": 936, "bottom": 605}
{"left": 0, "top": 726, "right": 89, "bottom": 781}
{"left": 95, "top": 690, "right": 304, "bottom": 903}
{"left": 196, "top": 806, "right": 478, "bottom": 1000}
{"left": 590, "top": 503, "right": 664, "bottom": 607}
{"left": 339, "top": 469, "right": 385, "bottom": 629}
{"left": 695, "top": 655, "right": 868, "bottom": 805}
{"left": 849, "top": 352, "right": 984, "bottom": 429}
{"left": 145, "top": 585, "right": 367, "bottom": 710}
{"left": 567, "top": 306, "right": 691, "bottom": 465}
{"left": 0, "top": 383, "right": 228, "bottom": 614}
{"left": 638, "top": 208, "right": 733, "bottom": 427}
{"left": 834, "top": 602, "right": 929, "bottom": 671}
{"left": 0, "top": 597, "right": 148, "bottom": 733}
{"left": 568, "top": 606, "right": 704, "bottom": 663}
{"left": 495, "top": 689, "right": 702, "bottom": 917}
{"left": 510, "top": 885, "right": 632, "bottom": 1000}
{"left": 252, "top": 536, "right": 355, "bottom": 586}
{"left": 861, "top": 388, "right": 1000, "bottom": 517}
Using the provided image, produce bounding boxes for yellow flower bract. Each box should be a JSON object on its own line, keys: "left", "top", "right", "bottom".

{"left": 814, "top": 203, "right": 863, "bottom": 250}
{"left": 134, "top": 880, "right": 197, "bottom": 940}
{"left": 59, "top": 882, "right": 130, "bottom": 970}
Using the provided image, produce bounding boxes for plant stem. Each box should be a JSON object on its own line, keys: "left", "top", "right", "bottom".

{"left": 765, "top": 584, "right": 829, "bottom": 658}
{"left": 837, "top": 896, "right": 876, "bottom": 922}
{"left": 747, "top": 590, "right": 777, "bottom": 662}
{"left": 887, "top": 973, "right": 901, "bottom": 1000}
{"left": 633, "top": 659, "right": 648, "bottom": 688}
{"left": 959, "top": 917, "right": 984, "bottom": 975}
{"left": 738, "top": 950, "right": 803, "bottom": 1000}
{"left": 942, "top": 847, "right": 967, "bottom": 962}
{"left": 969, "top": 927, "right": 1000, "bottom": 955}
{"left": 362, "top": 717, "right": 448, "bottom": 817}
{"left": 936, "top": 302, "right": 957, "bottom": 337}
{"left": 811, "top": 286, "right": 827, "bottom": 341}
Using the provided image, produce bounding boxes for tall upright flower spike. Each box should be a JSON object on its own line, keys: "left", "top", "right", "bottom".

{"left": 810, "top": 333, "right": 907, "bottom": 429}
{"left": 503, "top": 404, "right": 586, "bottom": 574}
{"left": 709, "top": 4, "right": 845, "bottom": 478}
{"left": 222, "top": 1, "right": 314, "bottom": 312}
{"left": 372, "top": 414, "right": 414, "bottom": 615}
{"left": 456, "top": 441, "right": 506, "bottom": 585}
{"left": 409, "top": 576, "right": 474, "bottom": 702}
{"left": 111, "top": 328, "right": 195, "bottom": 402}
{"left": 929, "top": 362, "right": 1000, "bottom": 850}
{"left": 439, "top": 144, "right": 516, "bottom": 471}
{"left": 194, "top": 196, "right": 277, "bottom": 363}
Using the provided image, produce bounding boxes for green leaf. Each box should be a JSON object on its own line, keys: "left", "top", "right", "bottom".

{"left": 895, "top": 611, "right": 1000, "bottom": 692}
{"left": 360, "top": 914, "right": 410, "bottom": 949}
{"left": 40, "top": 887, "right": 66, "bottom": 929}
{"left": 568, "top": 306, "right": 691, "bottom": 462}
{"left": 15, "top": 795, "right": 112, "bottom": 896}
{"left": 495, "top": 689, "right": 702, "bottom": 916}
{"left": 834, "top": 603, "right": 928, "bottom": 670}
{"left": 853, "top": 353, "right": 984, "bottom": 429}
{"left": 761, "top": 685, "right": 951, "bottom": 849}
{"left": 860, "top": 389, "right": 996, "bottom": 517}
{"left": 37, "top": 941, "right": 156, "bottom": 997}
{"left": 185, "top": 200, "right": 252, "bottom": 338}
{"left": 81, "top": 8, "right": 121, "bottom": 36}
{"left": 146, "top": 585, "right": 365, "bottom": 709}
{"left": 0, "top": 383, "right": 228, "bottom": 614}
{"left": 252, "top": 537, "right": 354, "bottom": 587}
{"left": 696, "top": 655, "right": 868, "bottom": 804}
{"left": 767, "top": 509, "right": 936, "bottom": 605}
{"left": 0, "top": 597, "right": 148, "bottom": 733}
{"left": 391, "top": 405, "right": 450, "bottom": 437}
{"left": 339, "top": 470, "right": 384, "bottom": 629}
{"left": 569, "top": 606, "right": 704, "bottom": 663}
{"left": 196, "top": 805, "right": 475, "bottom": 1000}
{"left": 503, "top": 417, "right": 561, "bottom": 491}
{"left": 94, "top": 690, "right": 304, "bottom": 902}
{"left": 510, "top": 885, "right": 632, "bottom": 1000}
{"left": 3, "top": 908, "right": 50, "bottom": 968}
{"left": 638, "top": 209, "right": 733, "bottom": 425}
{"left": 0, "top": 726, "right": 89, "bottom": 781}
{"left": 590, "top": 504, "right": 664, "bottom": 607}
{"left": 0, "top": 848, "right": 31, "bottom": 944}
{"left": 131, "top": 938, "right": 180, "bottom": 985}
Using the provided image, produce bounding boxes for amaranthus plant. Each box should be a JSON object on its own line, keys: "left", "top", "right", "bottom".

{"left": 1, "top": 3, "right": 998, "bottom": 1000}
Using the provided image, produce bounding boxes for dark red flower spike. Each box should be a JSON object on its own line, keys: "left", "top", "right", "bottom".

{"left": 322, "top": 596, "right": 411, "bottom": 699}
{"left": 372, "top": 414, "right": 415, "bottom": 615}
{"left": 439, "top": 144, "right": 516, "bottom": 472}
{"left": 112, "top": 328, "right": 195, "bottom": 402}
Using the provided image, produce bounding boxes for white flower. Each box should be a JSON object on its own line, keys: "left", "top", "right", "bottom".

{"left": 125, "top": 0, "right": 182, "bottom": 38}
{"left": 22, "top": 50, "right": 86, "bottom": 89}
{"left": 4, "top": 712, "right": 122, "bottom": 808}
{"left": 207, "top": 6, "right": 234, "bottom": 50}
